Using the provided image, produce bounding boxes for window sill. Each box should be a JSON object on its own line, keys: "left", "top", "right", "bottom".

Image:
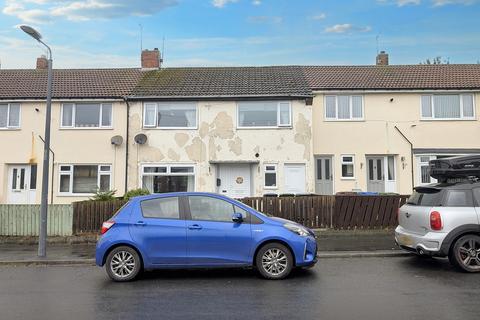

{"left": 237, "top": 126, "right": 292, "bottom": 130}
{"left": 340, "top": 177, "right": 356, "bottom": 180}
{"left": 324, "top": 119, "right": 365, "bottom": 122}
{"left": 57, "top": 193, "right": 95, "bottom": 197}
{"left": 143, "top": 127, "right": 198, "bottom": 130}
{"left": 0, "top": 128, "right": 21, "bottom": 131}
{"left": 419, "top": 118, "right": 476, "bottom": 121}
{"left": 59, "top": 127, "right": 113, "bottom": 130}
{"left": 264, "top": 186, "right": 278, "bottom": 190}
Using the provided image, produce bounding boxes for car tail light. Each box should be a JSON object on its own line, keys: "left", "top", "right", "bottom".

{"left": 101, "top": 221, "right": 115, "bottom": 234}
{"left": 430, "top": 211, "right": 442, "bottom": 231}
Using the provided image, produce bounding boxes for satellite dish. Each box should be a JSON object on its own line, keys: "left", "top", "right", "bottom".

{"left": 110, "top": 135, "right": 123, "bottom": 146}
{"left": 134, "top": 133, "right": 147, "bottom": 145}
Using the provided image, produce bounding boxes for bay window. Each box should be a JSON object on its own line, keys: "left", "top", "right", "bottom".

{"left": 0, "top": 103, "right": 20, "bottom": 129}
{"left": 143, "top": 102, "right": 197, "bottom": 128}
{"left": 325, "top": 95, "right": 363, "bottom": 121}
{"left": 421, "top": 94, "right": 475, "bottom": 120}
{"left": 141, "top": 164, "right": 195, "bottom": 193}
{"left": 238, "top": 101, "right": 291, "bottom": 128}
{"left": 59, "top": 164, "right": 111, "bottom": 194}
{"left": 61, "top": 103, "right": 112, "bottom": 128}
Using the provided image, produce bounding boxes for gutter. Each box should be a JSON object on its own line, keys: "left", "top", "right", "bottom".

{"left": 126, "top": 94, "right": 313, "bottom": 101}
{"left": 394, "top": 126, "right": 415, "bottom": 189}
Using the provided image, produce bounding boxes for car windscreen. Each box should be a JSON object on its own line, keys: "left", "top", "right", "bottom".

{"left": 406, "top": 188, "right": 443, "bottom": 206}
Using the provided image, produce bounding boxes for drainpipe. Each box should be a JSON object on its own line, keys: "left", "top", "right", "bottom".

{"left": 394, "top": 126, "right": 415, "bottom": 190}
{"left": 123, "top": 97, "right": 130, "bottom": 195}
{"left": 38, "top": 135, "right": 54, "bottom": 204}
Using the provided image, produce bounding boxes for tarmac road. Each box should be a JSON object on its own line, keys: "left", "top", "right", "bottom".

{"left": 0, "top": 256, "right": 478, "bottom": 320}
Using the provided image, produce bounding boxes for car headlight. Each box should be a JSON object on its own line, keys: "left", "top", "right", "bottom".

{"left": 284, "top": 223, "right": 310, "bottom": 237}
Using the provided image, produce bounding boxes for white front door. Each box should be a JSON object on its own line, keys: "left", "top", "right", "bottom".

{"left": 7, "top": 165, "right": 36, "bottom": 204}
{"left": 217, "top": 164, "right": 252, "bottom": 199}
{"left": 284, "top": 164, "right": 306, "bottom": 194}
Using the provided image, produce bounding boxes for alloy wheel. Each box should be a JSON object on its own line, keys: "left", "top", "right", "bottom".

{"left": 110, "top": 250, "right": 136, "bottom": 278}
{"left": 261, "top": 248, "right": 288, "bottom": 276}
{"left": 457, "top": 237, "right": 480, "bottom": 271}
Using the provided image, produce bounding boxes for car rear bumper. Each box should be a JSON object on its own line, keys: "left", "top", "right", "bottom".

{"left": 395, "top": 226, "right": 448, "bottom": 257}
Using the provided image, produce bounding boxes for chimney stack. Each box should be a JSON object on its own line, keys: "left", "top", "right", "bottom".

{"left": 36, "top": 55, "right": 48, "bottom": 70}
{"left": 376, "top": 51, "right": 389, "bottom": 66}
{"left": 141, "top": 48, "right": 162, "bottom": 69}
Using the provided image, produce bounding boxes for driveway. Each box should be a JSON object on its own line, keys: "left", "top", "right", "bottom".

{"left": 0, "top": 256, "right": 477, "bottom": 320}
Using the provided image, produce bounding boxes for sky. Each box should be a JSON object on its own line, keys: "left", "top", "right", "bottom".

{"left": 0, "top": 0, "right": 479, "bottom": 69}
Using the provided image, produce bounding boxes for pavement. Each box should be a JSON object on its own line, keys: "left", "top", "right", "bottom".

{"left": 0, "top": 230, "right": 407, "bottom": 265}
{"left": 0, "top": 257, "right": 478, "bottom": 320}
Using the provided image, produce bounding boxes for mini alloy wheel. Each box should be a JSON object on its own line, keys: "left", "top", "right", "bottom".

{"left": 106, "top": 246, "right": 142, "bottom": 281}
{"left": 256, "top": 243, "right": 293, "bottom": 280}
{"left": 452, "top": 235, "right": 480, "bottom": 273}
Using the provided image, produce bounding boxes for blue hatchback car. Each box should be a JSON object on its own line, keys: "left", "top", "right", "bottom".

{"left": 96, "top": 192, "right": 317, "bottom": 281}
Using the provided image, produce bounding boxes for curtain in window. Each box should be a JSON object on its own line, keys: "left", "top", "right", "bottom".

{"left": 433, "top": 95, "right": 460, "bottom": 118}
{"left": 351, "top": 96, "right": 363, "bottom": 118}
{"left": 462, "top": 94, "right": 474, "bottom": 118}
{"left": 62, "top": 104, "right": 74, "bottom": 126}
{"left": 7, "top": 104, "right": 20, "bottom": 127}
{"left": 387, "top": 156, "right": 395, "bottom": 180}
{"left": 144, "top": 104, "right": 156, "bottom": 126}
{"left": 142, "top": 176, "right": 155, "bottom": 193}
{"left": 184, "top": 109, "right": 196, "bottom": 127}
{"left": 337, "top": 96, "right": 350, "bottom": 119}
{"left": 101, "top": 104, "right": 112, "bottom": 127}
{"left": 279, "top": 103, "right": 290, "bottom": 125}
{"left": 325, "top": 96, "right": 336, "bottom": 119}
{"left": 72, "top": 165, "right": 98, "bottom": 193}
{"left": 75, "top": 104, "right": 101, "bottom": 127}
{"left": 421, "top": 96, "right": 432, "bottom": 118}
{"left": 0, "top": 105, "right": 8, "bottom": 127}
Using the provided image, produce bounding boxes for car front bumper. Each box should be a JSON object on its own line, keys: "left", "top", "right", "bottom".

{"left": 395, "top": 226, "right": 448, "bottom": 256}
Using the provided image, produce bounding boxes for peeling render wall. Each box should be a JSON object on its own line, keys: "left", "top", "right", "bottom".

{"left": 128, "top": 100, "right": 314, "bottom": 196}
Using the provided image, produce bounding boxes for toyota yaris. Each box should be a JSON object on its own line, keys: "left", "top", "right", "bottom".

{"left": 95, "top": 192, "right": 317, "bottom": 281}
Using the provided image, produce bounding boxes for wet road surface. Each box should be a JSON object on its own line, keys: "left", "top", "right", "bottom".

{"left": 0, "top": 256, "right": 478, "bottom": 320}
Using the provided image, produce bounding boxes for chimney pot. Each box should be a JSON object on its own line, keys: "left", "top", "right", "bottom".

{"left": 376, "top": 51, "right": 389, "bottom": 66}
{"left": 36, "top": 55, "right": 48, "bottom": 70}
{"left": 141, "top": 48, "right": 161, "bottom": 69}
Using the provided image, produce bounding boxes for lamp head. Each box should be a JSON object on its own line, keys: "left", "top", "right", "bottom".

{"left": 20, "top": 25, "right": 42, "bottom": 41}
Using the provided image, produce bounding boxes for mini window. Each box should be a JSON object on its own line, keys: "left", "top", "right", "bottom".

{"left": 264, "top": 164, "right": 277, "bottom": 188}
{"left": 341, "top": 155, "right": 355, "bottom": 179}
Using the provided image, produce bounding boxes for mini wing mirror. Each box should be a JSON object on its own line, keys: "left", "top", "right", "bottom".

{"left": 232, "top": 212, "right": 243, "bottom": 223}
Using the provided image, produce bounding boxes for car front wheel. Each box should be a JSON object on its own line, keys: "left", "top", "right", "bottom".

{"left": 450, "top": 234, "right": 480, "bottom": 273}
{"left": 256, "top": 243, "right": 293, "bottom": 280}
{"left": 105, "top": 246, "right": 142, "bottom": 281}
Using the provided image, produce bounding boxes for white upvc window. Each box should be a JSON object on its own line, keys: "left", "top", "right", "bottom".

{"left": 421, "top": 94, "right": 475, "bottom": 120}
{"left": 0, "top": 103, "right": 20, "bottom": 129}
{"left": 264, "top": 164, "right": 278, "bottom": 189}
{"left": 143, "top": 102, "right": 197, "bottom": 129}
{"left": 325, "top": 95, "right": 364, "bottom": 121}
{"left": 341, "top": 155, "right": 355, "bottom": 179}
{"left": 59, "top": 164, "right": 112, "bottom": 195}
{"left": 141, "top": 164, "right": 195, "bottom": 193}
{"left": 61, "top": 103, "right": 112, "bottom": 128}
{"left": 237, "top": 101, "right": 292, "bottom": 128}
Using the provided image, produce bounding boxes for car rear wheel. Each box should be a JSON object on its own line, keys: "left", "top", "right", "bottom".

{"left": 105, "top": 246, "right": 142, "bottom": 281}
{"left": 256, "top": 243, "right": 293, "bottom": 280}
{"left": 451, "top": 234, "right": 480, "bottom": 273}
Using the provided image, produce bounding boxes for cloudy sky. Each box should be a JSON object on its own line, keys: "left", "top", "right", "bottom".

{"left": 0, "top": 0, "right": 479, "bottom": 68}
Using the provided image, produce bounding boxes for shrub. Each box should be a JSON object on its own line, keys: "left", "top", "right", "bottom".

{"left": 90, "top": 189, "right": 117, "bottom": 201}
{"left": 123, "top": 188, "right": 151, "bottom": 200}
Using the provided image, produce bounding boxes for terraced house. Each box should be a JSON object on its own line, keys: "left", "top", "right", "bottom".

{"left": 1, "top": 49, "right": 479, "bottom": 203}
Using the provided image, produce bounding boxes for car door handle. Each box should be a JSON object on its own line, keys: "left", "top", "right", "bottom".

{"left": 188, "top": 224, "right": 202, "bottom": 230}
{"left": 135, "top": 221, "right": 147, "bottom": 226}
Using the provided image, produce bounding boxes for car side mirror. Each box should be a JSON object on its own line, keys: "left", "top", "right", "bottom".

{"left": 232, "top": 212, "right": 243, "bottom": 223}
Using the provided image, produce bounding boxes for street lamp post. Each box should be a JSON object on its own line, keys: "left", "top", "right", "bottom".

{"left": 20, "top": 25, "right": 53, "bottom": 257}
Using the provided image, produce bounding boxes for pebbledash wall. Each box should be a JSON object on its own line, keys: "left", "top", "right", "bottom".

{"left": 312, "top": 91, "right": 480, "bottom": 195}
{"left": 0, "top": 100, "right": 128, "bottom": 204}
{"left": 127, "top": 100, "right": 314, "bottom": 197}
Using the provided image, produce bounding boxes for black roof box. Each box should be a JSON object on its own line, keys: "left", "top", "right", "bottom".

{"left": 429, "top": 155, "right": 480, "bottom": 181}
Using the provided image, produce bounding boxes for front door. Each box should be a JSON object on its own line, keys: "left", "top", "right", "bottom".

{"left": 315, "top": 156, "right": 333, "bottom": 195}
{"left": 366, "top": 157, "right": 385, "bottom": 193}
{"left": 217, "top": 164, "right": 252, "bottom": 198}
{"left": 7, "top": 164, "right": 36, "bottom": 204}
{"left": 186, "top": 195, "right": 252, "bottom": 265}
{"left": 284, "top": 164, "right": 306, "bottom": 194}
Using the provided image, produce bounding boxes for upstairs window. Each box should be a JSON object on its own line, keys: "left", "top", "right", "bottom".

{"left": 143, "top": 102, "right": 197, "bottom": 128}
{"left": 238, "top": 101, "right": 291, "bottom": 128}
{"left": 0, "top": 103, "right": 20, "bottom": 129}
{"left": 325, "top": 95, "right": 363, "bottom": 121}
{"left": 61, "top": 103, "right": 112, "bottom": 128}
{"left": 421, "top": 94, "right": 475, "bottom": 120}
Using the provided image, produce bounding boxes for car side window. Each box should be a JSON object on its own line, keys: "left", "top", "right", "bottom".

{"left": 472, "top": 188, "right": 480, "bottom": 206}
{"left": 444, "top": 190, "right": 473, "bottom": 207}
{"left": 140, "top": 197, "right": 180, "bottom": 219}
{"left": 189, "top": 196, "right": 236, "bottom": 222}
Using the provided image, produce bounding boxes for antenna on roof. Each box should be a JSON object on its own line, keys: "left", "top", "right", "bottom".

{"left": 376, "top": 33, "right": 381, "bottom": 54}
{"left": 139, "top": 23, "right": 143, "bottom": 53}
{"left": 161, "top": 36, "right": 166, "bottom": 66}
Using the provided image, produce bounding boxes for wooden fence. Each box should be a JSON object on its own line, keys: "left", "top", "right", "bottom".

{"left": 0, "top": 204, "right": 73, "bottom": 236}
{"left": 70, "top": 194, "right": 409, "bottom": 234}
